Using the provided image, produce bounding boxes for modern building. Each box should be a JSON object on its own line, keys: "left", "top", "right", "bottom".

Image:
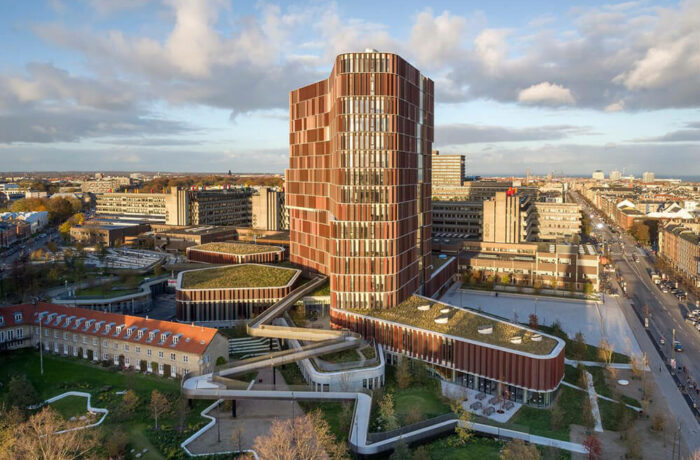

{"left": 186, "top": 242, "right": 285, "bottom": 264}
{"left": 431, "top": 150, "right": 465, "bottom": 186}
{"left": 642, "top": 172, "right": 655, "bottom": 183}
{"left": 462, "top": 241, "right": 600, "bottom": 292}
{"left": 331, "top": 295, "right": 566, "bottom": 406}
{"left": 152, "top": 225, "right": 240, "bottom": 252}
{"left": 0, "top": 303, "right": 228, "bottom": 377}
{"left": 592, "top": 170, "right": 605, "bottom": 181}
{"left": 69, "top": 219, "right": 150, "bottom": 246}
{"left": 532, "top": 202, "right": 582, "bottom": 242}
{"left": 175, "top": 264, "right": 302, "bottom": 323}
{"left": 482, "top": 190, "right": 534, "bottom": 244}
{"left": 610, "top": 170, "right": 622, "bottom": 181}
{"left": 432, "top": 200, "right": 483, "bottom": 239}
{"left": 287, "top": 50, "right": 434, "bottom": 310}
{"left": 81, "top": 177, "right": 131, "bottom": 194}
{"left": 97, "top": 186, "right": 253, "bottom": 226}
{"left": 251, "top": 187, "right": 286, "bottom": 231}
{"left": 432, "top": 181, "right": 537, "bottom": 201}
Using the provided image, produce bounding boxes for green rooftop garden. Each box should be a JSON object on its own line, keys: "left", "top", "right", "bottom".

{"left": 181, "top": 264, "right": 298, "bottom": 289}
{"left": 345, "top": 296, "right": 559, "bottom": 355}
{"left": 192, "top": 242, "right": 280, "bottom": 255}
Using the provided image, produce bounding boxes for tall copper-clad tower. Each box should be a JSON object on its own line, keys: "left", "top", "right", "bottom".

{"left": 287, "top": 50, "right": 433, "bottom": 309}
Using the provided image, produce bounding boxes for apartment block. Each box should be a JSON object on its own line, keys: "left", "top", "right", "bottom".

{"left": 0, "top": 303, "right": 228, "bottom": 377}
{"left": 287, "top": 50, "right": 434, "bottom": 310}
{"left": 533, "top": 202, "right": 582, "bottom": 242}
{"left": 431, "top": 151, "right": 465, "bottom": 186}
{"left": 659, "top": 223, "right": 700, "bottom": 287}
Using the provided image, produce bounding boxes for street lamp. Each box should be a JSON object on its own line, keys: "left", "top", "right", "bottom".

{"left": 33, "top": 297, "right": 43, "bottom": 375}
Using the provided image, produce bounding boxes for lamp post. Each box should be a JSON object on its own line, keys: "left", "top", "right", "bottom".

{"left": 33, "top": 297, "right": 43, "bottom": 375}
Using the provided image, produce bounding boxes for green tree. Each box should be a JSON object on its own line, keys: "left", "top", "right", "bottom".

{"left": 396, "top": 358, "right": 413, "bottom": 390}
{"left": 449, "top": 399, "right": 472, "bottom": 446}
{"left": 7, "top": 374, "right": 39, "bottom": 412}
{"left": 378, "top": 393, "right": 398, "bottom": 431}
{"left": 117, "top": 390, "right": 140, "bottom": 419}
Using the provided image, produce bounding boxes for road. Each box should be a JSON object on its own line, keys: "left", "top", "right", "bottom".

{"left": 1, "top": 229, "right": 60, "bottom": 274}
{"left": 571, "top": 191, "right": 700, "bottom": 453}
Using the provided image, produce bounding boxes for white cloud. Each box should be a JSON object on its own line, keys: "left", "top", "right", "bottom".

{"left": 518, "top": 82, "right": 575, "bottom": 105}
{"left": 409, "top": 9, "right": 467, "bottom": 69}
{"left": 604, "top": 100, "right": 625, "bottom": 112}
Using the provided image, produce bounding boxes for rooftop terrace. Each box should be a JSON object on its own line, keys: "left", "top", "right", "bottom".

{"left": 191, "top": 242, "right": 281, "bottom": 255}
{"left": 345, "top": 296, "right": 559, "bottom": 356}
{"left": 180, "top": 264, "right": 298, "bottom": 290}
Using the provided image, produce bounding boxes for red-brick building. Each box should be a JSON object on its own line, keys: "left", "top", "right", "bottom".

{"left": 287, "top": 50, "right": 434, "bottom": 310}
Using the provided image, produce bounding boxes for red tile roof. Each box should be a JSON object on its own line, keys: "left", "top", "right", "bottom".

{"left": 0, "top": 303, "right": 219, "bottom": 355}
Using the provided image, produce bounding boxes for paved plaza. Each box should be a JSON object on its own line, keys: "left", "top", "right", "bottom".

{"left": 440, "top": 284, "right": 642, "bottom": 356}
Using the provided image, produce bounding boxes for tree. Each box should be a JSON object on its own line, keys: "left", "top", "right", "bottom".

{"left": 597, "top": 339, "right": 614, "bottom": 366}
{"left": 389, "top": 437, "right": 410, "bottom": 460}
{"left": 149, "top": 390, "right": 170, "bottom": 430}
{"left": 252, "top": 410, "right": 347, "bottom": 460}
{"left": 449, "top": 399, "right": 472, "bottom": 446}
{"left": 396, "top": 357, "right": 413, "bottom": 390}
{"left": 528, "top": 313, "right": 539, "bottom": 330}
{"left": 7, "top": 374, "right": 39, "bottom": 412}
{"left": 231, "top": 425, "right": 245, "bottom": 454}
{"left": 651, "top": 413, "right": 666, "bottom": 432}
{"left": 104, "top": 428, "right": 128, "bottom": 459}
{"left": 378, "top": 392, "right": 399, "bottom": 431}
{"left": 550, "top": 401, "right": 564, "bottom": 430}
{"left": 583, "top": 433, "right": 602, "bottom": 460}
{"left": 581, "top": 394, "right": 596, "bottom": 430}
{"left": 630, "top": 222, "right": 650, "bottom": 245}
{"left": 8, "top": 406, "right": 98, "bottom": 460}
{"left": 501, "top": 274, "right": 511, "bottom": 285}
{"left": 0, "top": 404, "right": 24, "bottom": 456}
{"left": 573, "top": 332, "right": 587, "bottom": 360}
{"left": 118, "top": 390, "right": 140, "bottom": 418}
{"left": 500, "top": 438, "right": 540, "bottom": 460}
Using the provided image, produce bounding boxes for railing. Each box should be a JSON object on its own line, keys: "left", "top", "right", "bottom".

{"left": 367, "top": 413, "right": 458, "bottom": 443}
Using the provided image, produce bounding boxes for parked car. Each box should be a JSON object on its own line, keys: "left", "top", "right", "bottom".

{"left": 673, "top": 341, "right": 683, "bottom": 352}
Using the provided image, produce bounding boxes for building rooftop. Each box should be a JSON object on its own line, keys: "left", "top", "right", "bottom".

{"left": 344, "top": 295, "right": 560, "bottom": 356}
{"left": 0, "top": 303, "right": 218, "bottom": 355}
{"left": 180, "top": 263, "right": 299, "bottom": 290}
{"left": 190, "top": 242, "right": 282, "bottom": 255}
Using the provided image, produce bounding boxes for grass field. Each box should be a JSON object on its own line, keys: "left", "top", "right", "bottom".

{"left": 0, "top": 350, "right": 209, "bottom": 460}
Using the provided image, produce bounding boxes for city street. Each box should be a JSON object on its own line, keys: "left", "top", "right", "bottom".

{"left": 571, "top": 192, "right": 700, "bottom": 453}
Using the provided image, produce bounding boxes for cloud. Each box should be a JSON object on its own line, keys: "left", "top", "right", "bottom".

{"left": 604, "top": 100, "right": 625, "bottom": 112}
{"left": 435, "top": 124, "right": 590, "bottom": 146}
{"left": 631, "top": 121, "right": 700, "bottom": 142}
{"left": 409, "top": 9, "right": 467, "bottom": 69}
{"left": 518, "top": 82, "right": 575, "bottom": 105}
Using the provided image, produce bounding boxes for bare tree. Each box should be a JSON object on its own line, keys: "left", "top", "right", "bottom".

{"left": 149, "top": 390, "right": 170, "bottom": 430}
{"left": 583, "top": 433, "right": 602, "bottom": 460}
{"left": 597, "top": 338, "right": 614, "bottom": 366}
{"left": 8, "top": 406, "right": 98, "bottom": 460}
{"left": 378, "top": 393, "right": 399, "bottom": 431}
{"left": 231, "top": 425, "right": 245, "bottom": 454}
{"left": 252, "top": 410, "right": 347, "bottom": 460}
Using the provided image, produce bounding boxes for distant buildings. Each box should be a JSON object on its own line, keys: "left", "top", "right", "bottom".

{"left": 81, "top": 177, "right": 132, "bottom": 194}
{"left": 642, "top": 171, "right": 655, "bottom": 183}
{"left": 610, "top": 170, "right": 622, "bottom": 181}
{"left": 592, "top": 170, "right": 605, "bottom": 180}
{"left": 659, "top": 223, "right": 700, "bottom": 288}
{"left": 431, "top": 150, "right": 466, "bottom": 186}
{"left": 533, "top": 202, "right": 582, "bottom": 242}
{"left": 0, "top": 211, "right": 48, "bottom": 234}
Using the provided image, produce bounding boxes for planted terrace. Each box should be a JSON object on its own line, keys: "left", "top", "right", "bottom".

{"left": 180, "top": 264, "right": 297, "bottom": 289}
{"left": 346, "top": 296, "right": 559, "bottom": 355}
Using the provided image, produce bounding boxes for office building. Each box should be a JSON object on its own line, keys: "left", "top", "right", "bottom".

{"left": 251, "top": 187, "right": 285, "bottom": 231}
{"left": 432, "top": 200, "right": 483, "bottom": 239}
{"left": 482, "top": 190, "right": 534, "bottom": 244}
{"left": 642, "top": 171, "right": 655, "bottom": 183}
{"left": 610, "top": 170, "right": 622, "bottom": 181}
{"left": 431, "top": 151, "right": 465, "bottom": 186}
{"left": 592, "top": 170, "right": 605, "bottom": 180}
{"left": 287, "top": 50, "right": 434, "bottom": 310}
{"left": 432, "top": 181, "right": 537, "bottom": 201}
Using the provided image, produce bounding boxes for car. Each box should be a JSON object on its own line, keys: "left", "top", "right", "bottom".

{"left": 659, "top": 336, "right": 665, "bottom": 345}
{"left": 673, "top": 341, "right": 683, "bottom": 352}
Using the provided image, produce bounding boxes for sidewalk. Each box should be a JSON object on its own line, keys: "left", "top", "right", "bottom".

{"left": 614, "top": 291, "right": 700, "bottom": 454}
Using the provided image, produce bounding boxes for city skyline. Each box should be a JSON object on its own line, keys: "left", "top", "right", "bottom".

{"left": 1, "top": 0, "right": 700, "bottom": 176}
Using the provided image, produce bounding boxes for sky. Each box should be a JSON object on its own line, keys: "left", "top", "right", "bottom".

{"left": 1, "top": 0, "right": 699, "bottom": 177}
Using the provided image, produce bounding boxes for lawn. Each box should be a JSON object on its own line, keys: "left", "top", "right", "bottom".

{"left": 309, "top": 280, "right": 330, "bottom": 297}
{"left": 370, "top": 364, "right": 452, "bottom": 430}
{"left": 538, "top": 325, "right": 630, "bottom": 363}
{"left": 415, "top": 435, "right": 503, "bottom": 460}
{"left": 181, "top": 264, "right": 298, "bottom": 289}
{"left": 192, "top": 242, "right": 280, "bottom": 255}
{"left": 49, "top": 395, "right": 90, "bottom": 419}
{"left": 0, "top": 350, "right": 209, "bottom": 460}
{"left": 318, "top": 348, "right": 361, "bottom": 363}
{"left": 508, "top": 386, "right": 587, "bottom": 441}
